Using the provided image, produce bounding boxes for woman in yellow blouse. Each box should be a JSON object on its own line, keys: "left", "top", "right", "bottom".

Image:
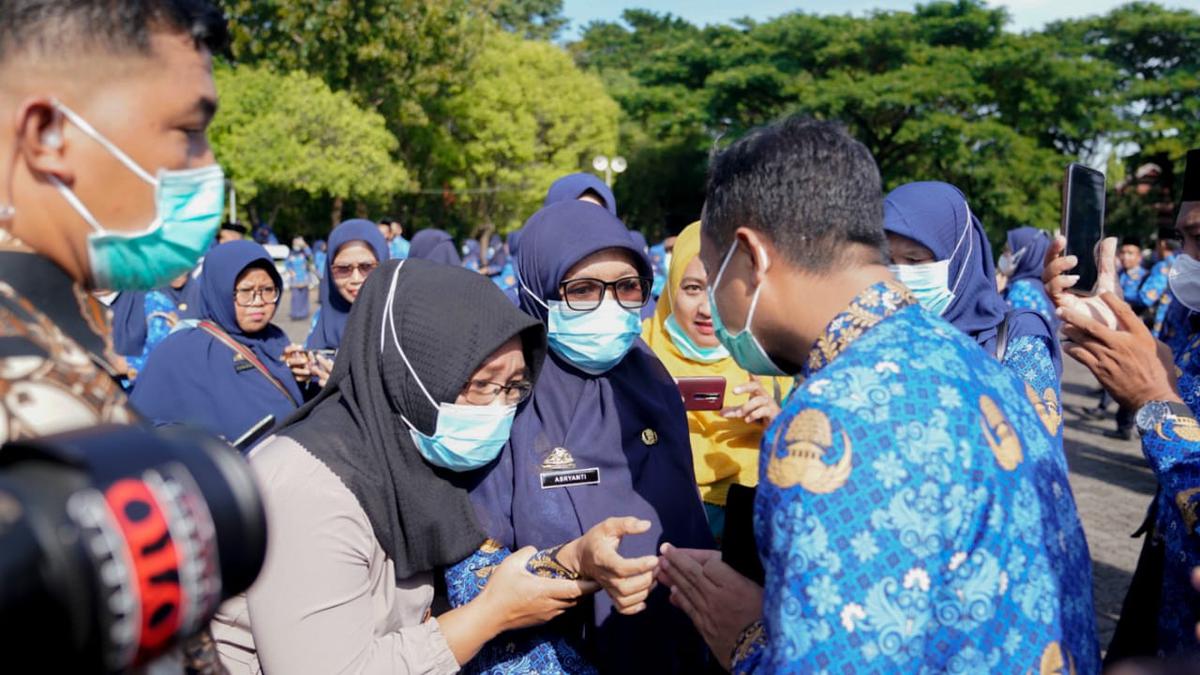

{"left": 641, "top": 222, "right": 790, "bottom": 540}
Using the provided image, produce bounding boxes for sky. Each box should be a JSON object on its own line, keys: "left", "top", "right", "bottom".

{"left": 560, "top": 0, "right": 1189, "bottom": 36}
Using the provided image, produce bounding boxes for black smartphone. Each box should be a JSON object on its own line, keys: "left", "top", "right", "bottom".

{"left": 1061, "top": 163, "right": 1106, "bottom": 293}
{"left": 232, "top": 414, "right": 275, "bottom": 452}
{"left": 1183, "top": 148, "right": 1200, "bottom": 203}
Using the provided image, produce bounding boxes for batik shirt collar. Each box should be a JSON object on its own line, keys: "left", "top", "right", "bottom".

{"left": 802, "top": 280, "right": 917, "bottom": 379}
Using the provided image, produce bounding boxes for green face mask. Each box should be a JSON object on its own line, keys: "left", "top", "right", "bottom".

{"left": 665, "top": 313, "right": 729, "bottom": 363}
{"left": 49, "top": 101, "right": 225, "bottom": 291}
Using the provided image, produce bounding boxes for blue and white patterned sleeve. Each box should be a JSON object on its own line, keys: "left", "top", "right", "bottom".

{"left": 1002, "top": 334, "right": 1060, "bottom": 401}
{"left": 444, "top": 542, "right": 597, "bottom": 675}
{"left": 127, "top": 291, "right": 178, "bottom": 376}
{"left": 1138, "top": 403, "right": 1200, "bottom": 650}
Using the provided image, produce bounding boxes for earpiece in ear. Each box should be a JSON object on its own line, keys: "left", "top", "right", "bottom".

{"left": 41, "top": 129, "right": 62, "bottom": 149}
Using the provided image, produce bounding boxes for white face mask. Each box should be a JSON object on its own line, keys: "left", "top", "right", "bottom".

{"left": 1169, "top": 254, "right": 1200, "bottom": 312}
{"left": 998, "top": 246, "right": 1026, "bottom": 277}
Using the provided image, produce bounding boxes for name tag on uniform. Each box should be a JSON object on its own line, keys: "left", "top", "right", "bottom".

{"left": 234, "top": 358, "right": 256, "bottom": 373}
{"left": 540, "top": 467, "right": 600, "bottom": 489}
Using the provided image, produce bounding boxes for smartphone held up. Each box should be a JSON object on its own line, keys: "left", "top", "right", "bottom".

{"left": 1061, "top": 163, "right": 1106, "bottom": 294}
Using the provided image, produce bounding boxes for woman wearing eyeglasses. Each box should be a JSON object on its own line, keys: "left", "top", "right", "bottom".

{"left": 460, "top": 200, "right": 714, "bottom": 673}
{"left": 306, "top": 219, "right": 387, "bottom": 350}
{"left": 130, "top": 240, "right": 303, "bottom": 446}
{"left": 298, "top": 219, "right": 388, "bottom": 386}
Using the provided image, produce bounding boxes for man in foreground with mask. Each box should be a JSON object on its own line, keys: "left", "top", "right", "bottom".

{"left": 0, "top": 0, "right": 229, "bottom": 670}
{"left": 656, "top": 116, "right": 1098, "bottom": 672}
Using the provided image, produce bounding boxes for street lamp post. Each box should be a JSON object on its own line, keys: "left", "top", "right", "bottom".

{"left": 592, "top": 154, "right": 627, "bottom": 188}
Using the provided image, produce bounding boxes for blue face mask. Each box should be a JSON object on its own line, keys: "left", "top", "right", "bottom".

{"left": 547, "top": 299, "right": 642, "bottom": 374}
{"left": 887, "top": 204, "right": 973, "bottom": 317}
{"left": 49, "top": 101, "right": 225, "bottom": 291}
{"left": 382, "top": 263, "right": 516, "bottom": 471}
{"left": 888, "top": 259, "right": 955, "bottom": 316}
{"left": 665, "top": 313, "right": 729, "bottom": 363}
{"left": 524, "top": 283, "right": 641, "bottom": 374}
{"left": 707, "top": 240, "right": 788, "bottom": 377}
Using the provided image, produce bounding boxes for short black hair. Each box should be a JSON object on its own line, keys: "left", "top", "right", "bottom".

{"left": 1120, "top": 235, "right": 1141, "bottom": 248}
{"left": 702, "top": 116, "right": 887, "bottom": 271}
{"left": 379, "top": 217, "right": 397, "bottom": 226}
{"left": 0, "top": 0, "right": 228, "bottom": 66}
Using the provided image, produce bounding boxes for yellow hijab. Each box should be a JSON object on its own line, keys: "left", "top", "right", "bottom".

{"left": 641, "top": 222, "right": 790, "bottom": 506}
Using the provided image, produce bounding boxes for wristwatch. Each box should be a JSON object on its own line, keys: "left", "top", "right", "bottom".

{"left": 1135, "top": 400, "right": 1195, "bottom": 436}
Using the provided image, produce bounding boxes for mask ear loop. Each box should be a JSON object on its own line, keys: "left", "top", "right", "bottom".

{"left": 948, "top": 202, "right": 975, "bottom": 296}
{"left": 378, "top": 260, "right": 438, "bottom": 413}
{"left": 51, "top": 100, "right": 156, "bottom": 186}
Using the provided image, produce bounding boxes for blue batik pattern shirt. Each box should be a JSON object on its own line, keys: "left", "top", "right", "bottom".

{"left": 445, "top": 542, "right": 597, "bottom": 674}
{"left": 1141, "top": 257, "right": 1175, "bottom": 338}
{"left": 732, "top": 281, "right": 1098, "bottom": 675}
{"left": 1120, "top": 266, "right": 1147, "bottom": 306}
{"left": 125, "top": 290, "right": 183, "bottom": 377}
{"left": 1004, "top": 278, "right": 1055, "bottom": 326}
{"left": 1134, "top": 398, "right": 1200, "bottom": 657}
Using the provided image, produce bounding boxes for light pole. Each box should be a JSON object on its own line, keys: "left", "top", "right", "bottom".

{"left": 592, "top": 154, "right": 627, "bottom": 188}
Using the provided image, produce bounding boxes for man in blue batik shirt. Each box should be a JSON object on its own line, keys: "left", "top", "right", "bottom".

{"left": 1118, "top": 236, "right": 1148, "bottom": 311}
{"left": 1045, "top": 198, "right": 1200, "bottom": 665}
{"left": 657, "top": 117, "right": 1098, "bottom": 674}
{"left": 1058, "top": 292, "right": 1200, "bottom": 663}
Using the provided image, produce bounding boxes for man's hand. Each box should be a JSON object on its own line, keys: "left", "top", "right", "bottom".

{"left": 557, "top": 517, "right": 659, "bottom": 615}
{"left": 1060, "top": 292, "right": 1181, "bottom": 410}
{"left": 1043, "top": 234, "right": 1120, "bottom": 330}
{"left": 657, "top": 544, "right": 763, "bottom": 671}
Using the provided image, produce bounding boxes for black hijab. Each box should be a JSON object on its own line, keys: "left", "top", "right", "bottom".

{"left": 278, "top": 258, "right": 546, "bottom": 580}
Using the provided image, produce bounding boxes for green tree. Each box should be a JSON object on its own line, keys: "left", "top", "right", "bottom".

{"left": 439, "top": 30, "right": 619, "bottom": 233}
{"left": 209, "top": 65, "right": 409, "bottom": 235}
{"left": 493, "top": 0, "right": 568, "bottom": 41}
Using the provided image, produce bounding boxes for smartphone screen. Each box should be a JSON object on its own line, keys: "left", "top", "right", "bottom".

{"left": 1183, "top": 149, "right": 1200, "bottom": 203}
{"left": 1062, "top": 163, "right": 1106, "bottom": 292}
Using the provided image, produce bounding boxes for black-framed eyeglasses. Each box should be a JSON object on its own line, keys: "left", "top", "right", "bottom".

{"left": 461, "top": 379, "right": 534, "bottom": 406}
{"left": 558, "top": 276, "right": 652, "bottom": 311}
{"left": 234, "top": 286, "right": 279, "bottom": 306}
{"left": 331, "top": 261, "right": 379, "bottom": 280}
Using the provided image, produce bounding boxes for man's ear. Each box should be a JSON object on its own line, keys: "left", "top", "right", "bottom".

{"left": 736, "top": 226, "right": 775, "bottom": 286}
{"left": 15, "top": 98, "right": 74, "bottom": 185}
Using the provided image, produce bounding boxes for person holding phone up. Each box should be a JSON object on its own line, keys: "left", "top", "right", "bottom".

{"left": 287, "top": 218, "right": 389, "bottom": 389}
{"left": 641, "top": 221, "right": 790, "bottom": 541}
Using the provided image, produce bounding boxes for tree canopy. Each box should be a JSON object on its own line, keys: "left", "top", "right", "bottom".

{"left": 210, "top": 0, "right": 1199, "bottom": 246}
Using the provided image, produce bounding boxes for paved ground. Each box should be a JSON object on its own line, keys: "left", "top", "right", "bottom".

{"left": 1058, "top": 357, "right": 1157, "bottom": 652}
{"left": 280, "top": 297, "right": 1150, "bottom": 653}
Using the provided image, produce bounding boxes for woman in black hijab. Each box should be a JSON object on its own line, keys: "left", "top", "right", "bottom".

{"left": 214, "top": 259, "right": 660, "bottom": 675}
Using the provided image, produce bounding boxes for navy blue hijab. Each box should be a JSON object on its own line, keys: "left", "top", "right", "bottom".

{"left": 885, "top": 182, "right": 1060, "bottom": 374}
{"left": 409, "top": 229, "right": 462, "bottom": 266}
{"left": 1006, "top": 226, "right": 1052, "bottom": 284}
{"left": 462, "top": 238, "right": 482, "bottom": 270}
{"left": 306, "top": 219, "right": 388, "bottom": 350}
{"left": 130, "top": 241, "right": 302, "bottom": 444}
{"left": 464, "top": 200, "right": 711, "bottom": 672}
{"left": 543, "top": 173, "right": 617, "bottom": 216}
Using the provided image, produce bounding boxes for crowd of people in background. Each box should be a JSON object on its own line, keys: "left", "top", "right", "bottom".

{"left": 4, "top": 2, "right": 1200, "bottom": 674}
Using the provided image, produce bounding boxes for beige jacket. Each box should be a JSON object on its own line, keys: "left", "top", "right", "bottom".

{"left": 212, "top": 435, "right": 460, "bottom": 674}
